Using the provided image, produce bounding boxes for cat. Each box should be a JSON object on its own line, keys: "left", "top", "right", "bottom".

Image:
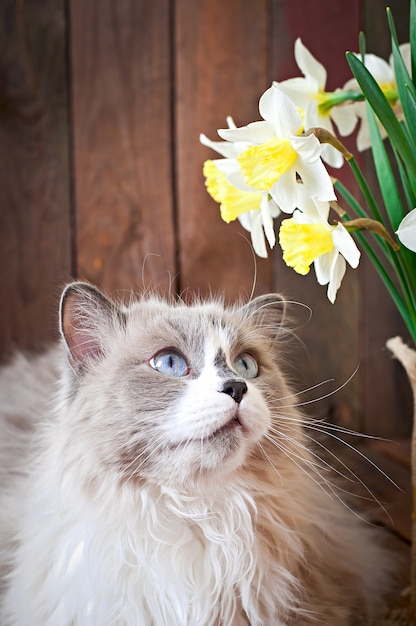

{"left": 0, "top": 280, "right": 392, "bottom": 625}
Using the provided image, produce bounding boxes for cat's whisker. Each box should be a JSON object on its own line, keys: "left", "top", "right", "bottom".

{"left": 271, "top": 422, "right": 393, "bottom": 520}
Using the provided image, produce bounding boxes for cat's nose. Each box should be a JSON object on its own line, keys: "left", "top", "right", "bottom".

{"left": 221, "top": 380, "right": 248, "bottom": 404}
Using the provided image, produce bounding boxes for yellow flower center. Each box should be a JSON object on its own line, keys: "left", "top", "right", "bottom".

{"left": 237, "top": 138, "right": 297, "bottom": 191}
{"left": 279, "top": 218, "right": 334, "bottom": 275}
{"left": 203, "top": 160, "right": 262, "bottom": 223}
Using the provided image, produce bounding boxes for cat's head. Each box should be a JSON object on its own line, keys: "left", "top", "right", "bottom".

{"left": 59, "top": 282, "right": 296, "bottom": 489}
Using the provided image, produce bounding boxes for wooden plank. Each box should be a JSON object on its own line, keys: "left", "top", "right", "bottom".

{"left": 70, "top": 0, "right": 176, "bottom": 297}
{"left": 269, "top": 0, "right": 363, "bottom": 431}
{"left": 175, "top": 0, "right": 271, "bottom": 301}
{"left": 0, "top": 0, "right": 72, "bottom": 359}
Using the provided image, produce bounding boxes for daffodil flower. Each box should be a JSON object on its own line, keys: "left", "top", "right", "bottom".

{"left": 343, "top": 43, "right": 410, "bottom": 151}
{"left": 217, "top": 86, "right": 337, "bottom": 213}
{"left": 274, "top": 39, "right": 358, "bottom": 168}
{"left": 279, "top": 190, "right": 360, "bottom": 302}
{"left": 203, "top": 158, "right": 280, "bottom": 257}
{"left": 396, "top": 208, "right": 416, "bottom": 253}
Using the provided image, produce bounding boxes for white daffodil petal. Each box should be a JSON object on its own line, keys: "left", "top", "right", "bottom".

{"left": 396, "top": 208, "right": 416, "bottom": 252}
{"left": 259, "top": 86, "right": 302, "bottom": 136}
{"left": 314, "top": 252, "right": 331, "bottom": 285}
{"left": 361, "top": 53, "right": 394, "bottom": 84}
{"left": 332, "top": 224, "right": 361, "bottom": 268}
{"left": 294, "top": 38, "right": 327, "bottom": 89}
{"left": 296, "top": 186, "right": 330, "bottom": 221}
{"left": 238, "top": 210, "right": 252, "bottom": 232}
{"left": 199, "top": 133, "right": 247, "bottom": 159}
{"left": 212, "top": 158, "right": 241, "bottom": 176}
{"left": 270, "top": 170, "right": 299, "bottom": 213}
{"left": 250, "top": 211, "right": 268, "bottom": 258}
{"left": 291, "top": 132, "right": 322, "bottom": 162}
{"left": 321, "top": 143, "right": 345, "bottom": 169}
{"left": 260, "top": 195, "right": 276, "bottom": 249}
{"left": 269, "top": 197, "right": 281, "bottom": 219}
{"left": 296, "top": 157, "right": 336, "bottom": 201}
{"left": 274, "top": 77, "right": 317, "bottom": 109}
{"left": 327, "top": 253, "right": 346, "bottom": 303}
{"left": 330, "top": 102, "right": 358, "bottom": 137}
{"left": 218, "top": 120, "right": 275, "bottom": 144}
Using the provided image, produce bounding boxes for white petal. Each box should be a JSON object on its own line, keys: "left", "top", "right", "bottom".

{"left": 259, "top": 86, "right": 302, "bottom": 136}
{"left": 327, "top": 253, "right": 346, "bottom": 303}
{"left": 320, "top": 143, "right": 345, "bottom": 169}
{"left": 332, "top": 224, "right": 361, "bottom": 267}
{"left": 260, "top": 194, "right": 276, "bottom": 249}
{"left": 218, "top": 120, "right": 275, "bottom": 144}
{"left": 296, "top": 158, "right": 336, "bottom": 201}
{"left": 250, "top": 212, "right": 268, "bottom": 257}
{"left": 303, "top": 101, "right": 328, "bottom": 134}
{"left": 362, "top": 53, "right": 394, "bottom": 84}
{"left": 294, "top": 38, "right": 327, "bottom": 89}
{"left": 269, "top": 197, "right": 281, "bottom": 218}
{"left": 238, "top": 211, "right": 252, "bottom": 232}
{"left": 274, "top": 77, "right": 317, "bottom": 109}
{"left": 200, "top": 133, "right": 245, "bottom": 158}
{"left": 291, "top": 132, "right": 322, "bottom": 162}
{"left": 396, "top": 208, "right": 416, "bottom": 252}
{"left": 212, "top": 158, "right": 241, "bottom": 176}
{"left": 330, "top": 103, "right": 358, "bottom": 137}
{"left": 270, "top": 170, "right": 299, "bottom": 213}
{"left": 314, "top": 253, "right": 331, "bottom": 285}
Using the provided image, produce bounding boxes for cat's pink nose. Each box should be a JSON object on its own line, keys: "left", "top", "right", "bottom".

{"left": 221, "top": 380, "right": 247, "bottom": 404}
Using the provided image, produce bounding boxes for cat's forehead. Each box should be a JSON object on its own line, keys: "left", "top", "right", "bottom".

{"left": 125, "top": 298, "right": 248, "bottom": 355}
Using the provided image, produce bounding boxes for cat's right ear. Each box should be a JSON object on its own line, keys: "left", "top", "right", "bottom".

{"left": 59, "top": 281, "right": 125, "bottom": 372}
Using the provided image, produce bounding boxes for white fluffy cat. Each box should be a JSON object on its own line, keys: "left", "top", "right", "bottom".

{"left": 0, "top": 281, "right": 391, "bottom": 625}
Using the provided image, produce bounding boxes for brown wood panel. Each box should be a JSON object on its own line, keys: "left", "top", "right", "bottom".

{"left": 269, "top": 0, "right": 363, "bottom": 431}
{"left": 175, "top": 0, "right": 271, "bottom": 301}
{"left": 70, "top": 0, "right": 176, "bottom": 297}
{"left": 0, "top": 0, "right": 72, "bottom": 360}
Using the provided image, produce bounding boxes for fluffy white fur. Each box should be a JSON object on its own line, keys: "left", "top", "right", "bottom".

{"left": 0, "top": 282, "right": 392, "bottom": 625}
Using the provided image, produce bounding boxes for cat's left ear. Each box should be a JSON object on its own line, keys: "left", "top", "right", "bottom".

{"left": 240, "top": 294, "right": 286, "bottom": 338}
{"left": 59, "top": 281, "right": 126, "bottom": 372}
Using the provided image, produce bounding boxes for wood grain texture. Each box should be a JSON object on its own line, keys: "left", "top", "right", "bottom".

{"left": 270, "top": 0, "right": 363, "bottom": 432}
{"left": 175, "top": 0, "right": 271, "bottom": 300}
{"left": 0, "top": 0, "right": 71, "bottom": 359}
{"left": 70, "top": 0, "right": 176, "bottom": 297}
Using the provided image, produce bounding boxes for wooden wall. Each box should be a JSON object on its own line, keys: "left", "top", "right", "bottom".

{"left": 0, "top": 0, "right": 412, "bottom": 439}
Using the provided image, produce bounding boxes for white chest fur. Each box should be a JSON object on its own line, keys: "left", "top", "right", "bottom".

{"left": 3, "top": 474, "right": 298, "bottom": 626}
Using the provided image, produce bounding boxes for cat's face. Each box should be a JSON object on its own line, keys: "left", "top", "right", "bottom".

{"left": 59, "top": 283, "right": 294, "bottom": 488}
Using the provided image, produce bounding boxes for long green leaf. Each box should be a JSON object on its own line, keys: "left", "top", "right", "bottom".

{"left": 390, "top": 36, "right": 416, "bottom": 146}
{"left": 347, "top": 53, "right": 416, "bottom": 173}
{"left": 366, "top": 103, "right": 404, "bottom": 230}
{"left": 411, "top": 0, "right": 416, "bottom": 82}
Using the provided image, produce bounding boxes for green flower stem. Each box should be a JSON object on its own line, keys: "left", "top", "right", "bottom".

{"left": 354, "top": 230, "right": 416, "bottom": 342}
{"left": 346, "top": 155, "right": 384, "bottom": 223}
{"left": 335, "top": 180, "right": 416, "bottom": 333}
{"left": 334, "top": 180, "right": 396, "bottom": 269}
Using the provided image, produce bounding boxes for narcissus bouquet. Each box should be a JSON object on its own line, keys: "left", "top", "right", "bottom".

{"left": 201, "top": 2, "right": 416, "bottom": 344}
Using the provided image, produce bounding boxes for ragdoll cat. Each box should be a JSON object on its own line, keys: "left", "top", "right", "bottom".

{"left": 0, "top": 281, "right": 391, "bottom": 625}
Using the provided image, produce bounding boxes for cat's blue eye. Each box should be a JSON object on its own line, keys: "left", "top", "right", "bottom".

{"left": 149, "top": 350, "right": 188, "bottom": 377}
{"left": 233, "top": 353, "right": 258, "bottom": 379}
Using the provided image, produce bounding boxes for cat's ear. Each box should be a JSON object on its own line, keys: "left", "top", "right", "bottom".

{"left": 241, "top": 294, "right": 286, "bottom": 338}
{"left": 59, "top": 281, "right": 125, "bottom": 371}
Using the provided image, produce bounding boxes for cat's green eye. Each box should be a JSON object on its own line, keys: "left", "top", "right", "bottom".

{"left": 149, "top": 350, "right": 188, "bottom": 377}
{"left": 233, "top": 353, "right": 258, "bottom": 379}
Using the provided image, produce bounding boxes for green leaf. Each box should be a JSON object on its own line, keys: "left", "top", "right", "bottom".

{"left": 347, "top": 52, "right": 416, "bottom": 174}
{"left": 410, "top": 0, "right": 416, "bottom": 82}
{"left": 366, "top": 102, "right": 405, "bottom": 230}
{"left": 390, "top": 36, "right": 416, "bottom": 145}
